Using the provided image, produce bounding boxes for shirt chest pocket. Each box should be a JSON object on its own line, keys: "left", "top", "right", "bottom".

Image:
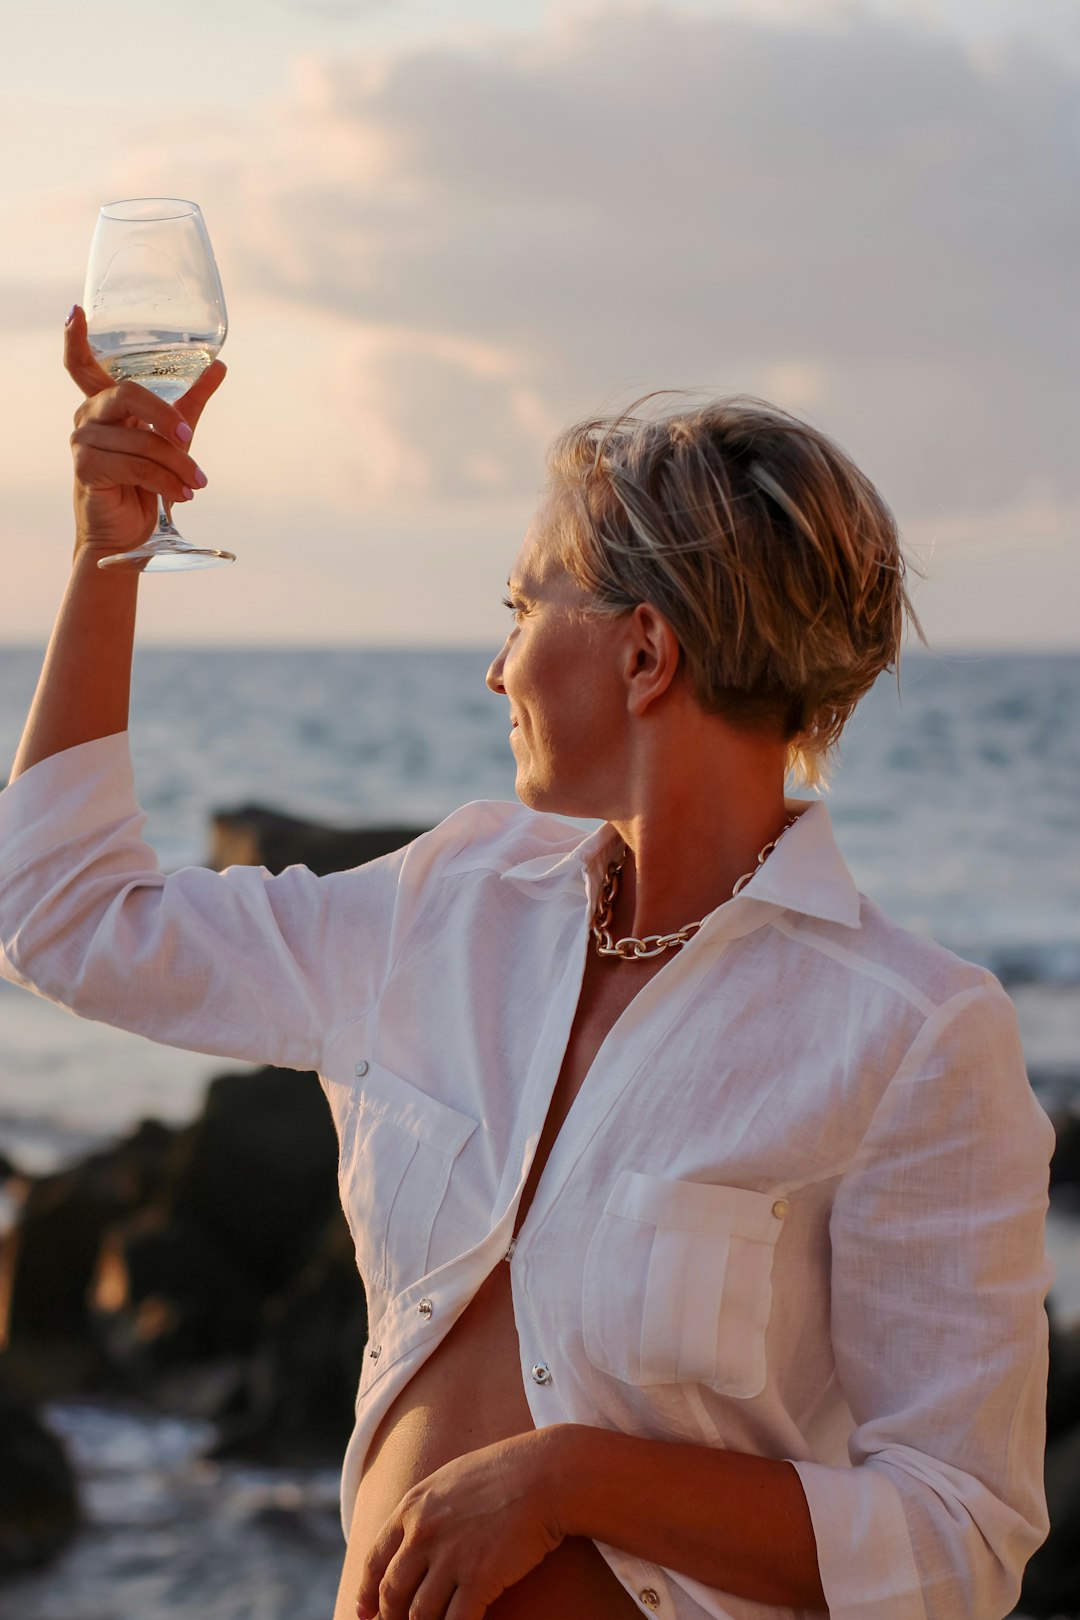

{"left": 581, "top": 1171, "right": 785, "bottom": 1398}
{"left": 336, "top": 1060, "right": 478, "bottom": 1296}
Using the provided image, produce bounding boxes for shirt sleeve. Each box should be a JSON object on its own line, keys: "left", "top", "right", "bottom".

{"left": 0, "top": 732, "right": 413, "bottom": 1074}
{"left": 791, "top": 982, "right": 1057, "bottom": 1620}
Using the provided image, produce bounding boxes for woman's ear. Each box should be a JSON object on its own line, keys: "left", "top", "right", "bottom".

{"left": 623, "top": 602, "right": 682, "bottom": 716}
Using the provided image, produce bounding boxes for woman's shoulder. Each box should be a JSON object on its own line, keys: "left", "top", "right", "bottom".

{"left": 388, "top": 800, "right": 588, "bottom": 899}
{"left": 426, "top": 798, "right": 588, "bottom": 873}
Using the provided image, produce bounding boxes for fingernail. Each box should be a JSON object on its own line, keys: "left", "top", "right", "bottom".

{"left": 176, "top": 421, "right": 194, "bottom": 444}
{"left": 181, "top": 486, "right": 195, "bottom": 501}
{"left": 192, "top": 466, "right": 208, "bottom": 488}
{"left": 65, "top": 305, "right": 78, "bottom": 327}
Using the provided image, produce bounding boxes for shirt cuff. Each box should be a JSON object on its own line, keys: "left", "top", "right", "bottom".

{"left": 791, "top": 1457, "right": 927, "bottom": 1620}
{"left": 0, "top": 733, "right": 143, "bottom": 878}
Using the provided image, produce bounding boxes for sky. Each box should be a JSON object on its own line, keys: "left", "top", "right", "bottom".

{"left": 1, "top": 0, "right": 1077, "bottom": 650}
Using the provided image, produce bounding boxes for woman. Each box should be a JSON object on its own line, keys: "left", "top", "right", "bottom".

{"left": 0, "top": 310, "right": 1055, "bottom": 1620}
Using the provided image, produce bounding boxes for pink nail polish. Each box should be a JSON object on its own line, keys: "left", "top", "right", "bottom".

{"left": 181, "top": 486, "right": 195, "bottom": 501}
{"left": 65, "top": 306, "right": 77, "bottom": 326}
{"left": 192, "top": 466, "right": 208, "bottom": 489}
{"left": 176, "top": 422, "right": 194, "bottom": 444}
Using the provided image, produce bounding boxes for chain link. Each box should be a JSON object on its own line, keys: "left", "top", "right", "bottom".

{"left": 591, "top": 814, "right": 798, "bottom": 960}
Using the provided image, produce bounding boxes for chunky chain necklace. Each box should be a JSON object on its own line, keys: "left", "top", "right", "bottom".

{"left": 591, "top": 815, "right": 798, "bottom": 960}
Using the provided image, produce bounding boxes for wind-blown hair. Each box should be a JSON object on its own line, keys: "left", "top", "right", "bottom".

{"left": 544, "top": 393, "right": 923, "bottom": 789}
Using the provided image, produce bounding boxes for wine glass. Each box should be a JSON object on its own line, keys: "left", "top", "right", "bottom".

{"left": 83, "top": 197, "right": 234, "bottom": 571}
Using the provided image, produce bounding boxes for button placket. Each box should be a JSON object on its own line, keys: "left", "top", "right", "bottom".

{"left": 488, "top": 935, "right": 590, "bottom": 1221}
{"left": 518, "top": 935, "right": 720, "bottom": 1248}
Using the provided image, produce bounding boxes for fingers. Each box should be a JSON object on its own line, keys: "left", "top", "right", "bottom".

{"left": 357, "top": 1518, "right": 404, "bottom": 1617}
{"left": 177, "top": 357, "right": 227, "bottom": 434}
{"left": 366, "top": 1551, "right": 454, "bottom": 1620}
{"left": 63, "top": 305, "right": 115, "bottom": 397}
{"left": 444, "top": 1590, "right": 487, "bottom": 1620}
{"left": 65, "top": 303, "right": 228, "bottom": 437}
{"left": 71, "top": 421, "right": 206, "bottom": 505}
{"left": 74, "top": 376, "right": 199, "bottom": 444}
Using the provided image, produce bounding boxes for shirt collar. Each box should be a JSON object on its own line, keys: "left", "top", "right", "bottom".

{"left": 739, "top": 799, "right": 862, "bottom": 928}
{"left": 500, "top": 798, "right": 862, "bottom": 931}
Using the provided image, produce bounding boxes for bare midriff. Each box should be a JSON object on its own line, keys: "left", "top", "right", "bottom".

{"left": 332, "top": 949, "right": 668, "bottom": 1620}
{"left": 336, "top": 1262, "right": 643, "bottom": 1617}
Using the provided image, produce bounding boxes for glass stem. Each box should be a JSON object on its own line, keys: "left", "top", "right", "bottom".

{"left": 156, "top": 499, "right": 184, "bottom": 542}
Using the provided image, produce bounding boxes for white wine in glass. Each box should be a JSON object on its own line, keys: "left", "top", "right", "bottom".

{"left": 83, "top": 197, "right": 234, "bottom": 571}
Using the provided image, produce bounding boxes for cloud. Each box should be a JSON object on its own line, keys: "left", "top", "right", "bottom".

{"left": 79, "top": 4, "right": 1080, "bottom": 528}
{"left": 0, "top": 280, "right": 75, "bottom": 332}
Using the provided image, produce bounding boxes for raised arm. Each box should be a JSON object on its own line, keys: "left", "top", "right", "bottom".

{"left": 10, "top": 307, "right": 224, "bottom": 781}
{"left": 0, "top": 312, "right": 403, "bottom": 1075}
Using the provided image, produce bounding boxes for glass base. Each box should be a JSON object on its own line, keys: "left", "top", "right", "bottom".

{"left": 98, "top": 540, "right": 237, "bottom": 571}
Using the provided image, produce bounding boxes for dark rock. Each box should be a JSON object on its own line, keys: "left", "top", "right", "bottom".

{"left": 1021, "top": 1296, "right": 1080, "bottom": 1613}
{"left": 169, "top": 1067, "right": 341, "bottom": 1291}
{"left": 208, "top": 804, "right": 424, "bottom": 877}
{"left": 214, "top": 1216, "right": 368, "bottom": 1466}
{"left": 1047, "top": 1298, "right": 1080, "bottom": 1444}
{"left": 0, "top": 1056, "right": 365, "bottom": 1466}
{"left": 94, "top": 1068, "right": 345, "bottom": 1381}
{"left": 1019, "top": 1418, "right": 1080, "bottom": 1616}
{"left": 1049, "top": 1109, "right": 1080, "bottom": 1201}
{"left": 0, "top": 1371, "right": 78, "bottom": 1574}
{"left": 91, "top": 1208, "right": 264, "bottom": 1374}
{"left": 0, "top": 1120, "right": 177, "bottom": 1389}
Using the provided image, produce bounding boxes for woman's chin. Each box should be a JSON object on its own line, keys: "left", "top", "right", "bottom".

{"left": 514, "top": 772, "right": 593, "bottom": 820}
{"left": 513, "top": 770, "right": 555, "bottom": 812}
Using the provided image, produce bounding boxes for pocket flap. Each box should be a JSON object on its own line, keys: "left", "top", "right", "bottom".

{"left": 605, "top": 1170, "right": 782, "bottom": 1245}
{"left": 355, "top": 1060, "right": 477, "bottom": 1157}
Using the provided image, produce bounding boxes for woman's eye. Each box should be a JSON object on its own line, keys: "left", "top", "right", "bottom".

{"left": 502, "top": 596, "right": 526, "bottom": 621}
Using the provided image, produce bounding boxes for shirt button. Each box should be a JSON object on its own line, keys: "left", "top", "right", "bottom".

{"left": 418, "top": 1297, "right": 433, "bottom": 1320}
{"left": 772, "top": 1198, "right": 789, "bottom": 1219}
{"left": 354, "top": 1059, "right": 370, "bottom": 1078}
{"left": 531, "top": 1363, "right": 552, "bottom": 1385}
{"left": 640, "top": 1590, "right": 660, "bottom": 1609}
{"left": 368, "top": 1343, "right": 381, "bottom": 1361}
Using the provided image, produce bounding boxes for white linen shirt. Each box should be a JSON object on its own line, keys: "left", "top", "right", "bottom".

{"left": 0, "top": 733, "right": 1056, "bottom": 1620}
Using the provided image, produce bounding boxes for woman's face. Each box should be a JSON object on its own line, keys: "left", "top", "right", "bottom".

{"left": 486, "top": 498, "right": 628, "bottom": 817}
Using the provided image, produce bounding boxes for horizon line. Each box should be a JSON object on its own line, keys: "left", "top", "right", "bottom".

{"left": 1, "top": 640, "right": 1079, "bottom": 658}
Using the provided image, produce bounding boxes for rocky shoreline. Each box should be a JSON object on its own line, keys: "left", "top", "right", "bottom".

{"left": 1, "top": 803, "right": 1078, "bottom": 1615}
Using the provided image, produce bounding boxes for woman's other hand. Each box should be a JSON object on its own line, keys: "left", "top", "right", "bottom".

{"left": 64, "top": 305, "right": 226, "bottom": 560}
{"left": 355, "top": 1432, "right": 565, "bottom": 1620}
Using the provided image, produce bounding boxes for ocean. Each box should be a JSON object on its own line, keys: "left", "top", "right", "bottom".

{"left": 0, "top": 644, "right": 1078, "bottom": 1619}
{"left": 1, "top": 645, "right": 1078, "bottom": 1158}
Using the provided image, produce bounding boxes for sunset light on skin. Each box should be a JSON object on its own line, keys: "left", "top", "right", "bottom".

{"left": 2, "top": 0, "right": 1077, "bottom": 649}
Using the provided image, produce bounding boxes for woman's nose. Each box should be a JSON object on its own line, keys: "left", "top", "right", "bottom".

{"left": 486, "top": 643, "right": 507, "bottom": 694}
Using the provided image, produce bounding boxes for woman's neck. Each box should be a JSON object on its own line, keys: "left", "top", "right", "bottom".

{"left": 605, "top": 720, "right": 791, "bottom": 942}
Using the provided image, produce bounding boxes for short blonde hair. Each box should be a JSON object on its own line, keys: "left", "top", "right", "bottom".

{"left": 544, "top": 393, "right": 922, "bottom": 788}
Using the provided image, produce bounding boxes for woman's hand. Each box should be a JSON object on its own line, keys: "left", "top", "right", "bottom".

{"left": 64, "top": 305, "right": 226, "bottom": 560}
{"left": 355, "top": 1432, "right": 565, "bottom": 1620}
